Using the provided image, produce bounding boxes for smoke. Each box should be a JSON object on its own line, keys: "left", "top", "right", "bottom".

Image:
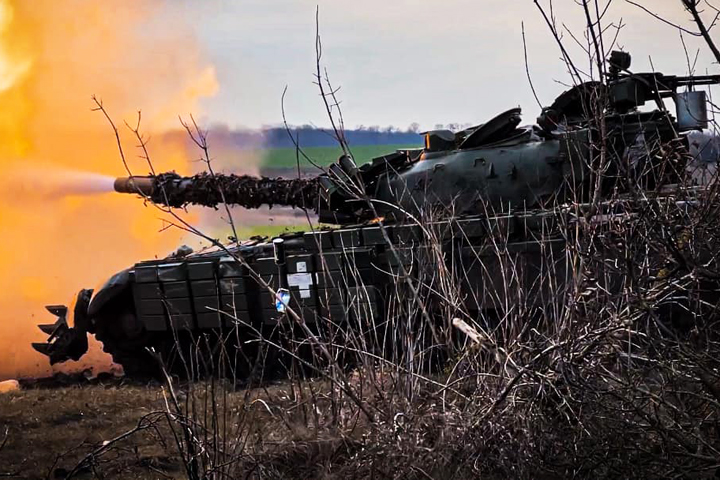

{"left": 1, "top": 166, "right": 116, "bottom": 201}
{"left": 0, "top": 0, "right": 217, "bottom": 380}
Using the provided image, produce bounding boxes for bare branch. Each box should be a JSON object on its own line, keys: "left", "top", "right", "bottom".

{"left": 522, "top": 21, "right": 545, "bottom": 110}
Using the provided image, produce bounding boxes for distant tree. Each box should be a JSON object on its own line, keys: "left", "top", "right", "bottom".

{"left": 407, "top": 122, "right": 421, "bottom": 133}
{"left": 434, "top": 124, "right": 445, "bottom": 131}
{"left": 367, "top": 125, "right": 380, "bottom": 132}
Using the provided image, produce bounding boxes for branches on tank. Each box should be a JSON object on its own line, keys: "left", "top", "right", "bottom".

{"left": 150, "top": 172, "right": 321, "bottom": 211}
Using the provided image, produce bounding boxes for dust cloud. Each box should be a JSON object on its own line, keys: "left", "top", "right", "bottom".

{"left": 1, "top": 166, "right": 116, "bottom": 201}
{"left": 0, "top": 0, "right": 218, "bottom": 379}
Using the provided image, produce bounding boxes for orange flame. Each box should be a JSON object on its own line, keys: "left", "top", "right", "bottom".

{"left": 0, "top": 0, "right": 218, "bottom": 379}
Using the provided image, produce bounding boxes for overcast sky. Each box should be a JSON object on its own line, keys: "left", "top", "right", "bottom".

{"left": 172, "top": 1, "right": 719, "bottom": 131}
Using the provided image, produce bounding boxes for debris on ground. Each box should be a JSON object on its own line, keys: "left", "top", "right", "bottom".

{"left": 0, "top": 379, "right": 20, "bottom": 394}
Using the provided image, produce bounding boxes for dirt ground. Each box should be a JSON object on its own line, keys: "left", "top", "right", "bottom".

{"left": 0, "top": 375, "right": 296, "bottom": 479}
{"left": 0, "top": 376, "right": 180, "bottom": 479}
{"left": 0, "top": 373, "right": 345, "bottom": 480}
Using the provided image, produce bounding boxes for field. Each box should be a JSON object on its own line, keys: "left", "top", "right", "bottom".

{"left": 258, "top": 144, "right": 420, "bottom": 170}
{"left": 0, "top": 379, "right": 171, "bottom": 479}
{"left": 0, "top": 377, "right": 319, "bottom": 479}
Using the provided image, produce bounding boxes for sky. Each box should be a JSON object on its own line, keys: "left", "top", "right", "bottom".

{"left": 159, "top": 0, "right": 720, "bottom": 132}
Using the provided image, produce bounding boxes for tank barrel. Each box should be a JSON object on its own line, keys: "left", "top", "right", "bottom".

{"left": 114, "top": 172, "right": 321, "bottom": 211}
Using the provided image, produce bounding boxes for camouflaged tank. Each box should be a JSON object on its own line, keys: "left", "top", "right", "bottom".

{"left": 33, "top": 51, "right": 720, "bottom": 377}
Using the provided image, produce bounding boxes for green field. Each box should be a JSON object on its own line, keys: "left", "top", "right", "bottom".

{"left": 210, "top": 224, "right": 334, "bottom": 243}
{"left": 232, "top": 224, "right": 307, "bottom": 239}
{"left": 259, "top": 144, "right": 421, "bottom": 169}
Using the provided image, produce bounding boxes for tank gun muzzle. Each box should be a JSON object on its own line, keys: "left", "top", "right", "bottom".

{"left": 113, "top": 176, "right": 155, "bottom": 197}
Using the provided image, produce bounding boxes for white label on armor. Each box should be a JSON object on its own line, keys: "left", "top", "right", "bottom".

{"left": 287, "top": 273, "right": 313, "bottom": 298}
{"left": 297, "top": 261, "right": 307, "bottom": 272}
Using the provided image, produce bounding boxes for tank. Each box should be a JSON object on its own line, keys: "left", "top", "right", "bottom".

{"left": 32, "top": 51, "right": 720, "bottom": 377}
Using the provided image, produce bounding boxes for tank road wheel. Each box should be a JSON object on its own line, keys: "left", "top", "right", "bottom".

{"left": 94, "top": 302, "right": 159, "bottom": 378}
